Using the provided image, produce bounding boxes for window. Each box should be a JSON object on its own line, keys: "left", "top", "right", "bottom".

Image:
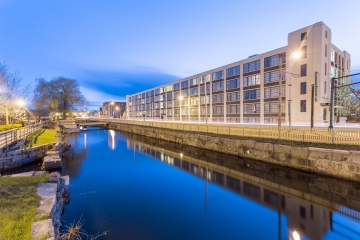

{"left": 243, "top": 103, "right": 260, "bottom": 113}
{"left": 301, "top": 64, "right": 307, "bottom": 77}
{"left": 347, "top": 60, "right": 349, "bottom": 70}
{"left": 300, "top": 82, "right": 307, "bottom": 94}
{"left": 227, "top": 92, "right": 240, "bottom": 102}
{"left": 325, "top": 44, "right": 327, "bottom": 57}
{"left": 190, "top": 78, "right": 199, "bottom": 86}
{"left": 244, "top": 74, "right": 260, "bottom": 86}
{"left": 212, "top": 70, "right": 224, "bottom": 81}
{"left": 264, "top": 86, "right": 285, "bottom": 98}
{"left": 325, "top": 63, "right": 327, "bottom": 75}
{"left": 244, "top": 89, "right": 260, "bottom": 100}
{"left": 264, "top": 70, "right": 285, "bottom": 83}
{"left": 226, "top": 66, "right": 240, "bottom": 77}
{"left": 165, "top": 85, "right": 172, "bottom": 92}
{"left": 330, "top": 49, "right": 334, "bottom": 62}
{"left": 300, "top": 100, "right": 306, "bottom": 112}
{"left": 264, "top": 102, "right": 285, "bottom": 113}
{"left": 301, "top": 46, "right": 307, "bottom": 58}
{"left": 300, "top": 206, "right": 306, "bottom": 219}
{"left": 190, "top": 87, "right": 198, "bottom": 96}
{"left": 200, "top": 96, "right": 210, "bottom": 104}
{"left": 226, "top": 79, "right": 240, "bottom": 89}
{"left": 325, "top": 30, "right": 328, "bottom": 38}
{"left": 150, "top": 90, "right": 154, "bottom": 96}
{"left": 200, "top": 85, "right": 210, "bottom": 94}
{"left": 201, "top": 74, "right": 210, "bottom": 84}
{"left": 213, "top": 106, "right": 223, "bottom": 114}
{"left": 190, "top": 97, "right": 198, "bottom": 106}
{"left": 301, "top": 32, "right": 307, "bottom": 41}
{"left": 243, "top": 60, "right": 260, "bottom": 73}
{"left": 324, "top": 81, "right": 327, "bottom": 94}
{"left": 212, "top": 94, "right": 224, "bottom": 103}
{"left": 264, "top": 53, "right": 286, "bottom": 68}
{"left": 226, "top": 105, "right": 240, "bottom": 114}
{"left": 174, "top": 83, "right": 180, "bottom": 90}
{"left": 212, "top": 82, "right": 224, "bottom": 92}
{"left": 167, "top": 93, "right": 172, "bottom": 100}
{"left": 181, "top": 89, "right": 189, "bottom": 97}
{"left": 181, "top": 80, "right": 188, "bottom": 89}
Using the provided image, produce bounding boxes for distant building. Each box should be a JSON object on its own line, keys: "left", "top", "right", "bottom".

{"left": 126, "top": 22, "right": 351, "bottom": 125}
{"left": 102, "top": 102, "right": 126, "bottom": 118}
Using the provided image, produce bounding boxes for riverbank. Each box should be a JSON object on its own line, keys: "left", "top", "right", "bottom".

{"left": 0, "top": 174, "right": 48, "bottom": 240}
{"left": 108, "top": 122, "right": 360, "bottom": 182}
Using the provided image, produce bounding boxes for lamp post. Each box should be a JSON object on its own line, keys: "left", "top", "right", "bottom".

{"left": 288, "top": 52, "right": 301, "bottom": 128}
{"left": 179, "top": 95, "right": 183, "bottom": 122}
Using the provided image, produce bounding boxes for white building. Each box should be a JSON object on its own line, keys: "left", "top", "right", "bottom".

{"left": 126, "top": 22, "right": 351, "bottom": 125}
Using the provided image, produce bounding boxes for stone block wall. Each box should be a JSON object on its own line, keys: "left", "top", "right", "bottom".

{"left": 109, "top": 123, "right": 360, "bottom": 182}
{"left": 0, "top": 143, "right": 55, "bottom": 172}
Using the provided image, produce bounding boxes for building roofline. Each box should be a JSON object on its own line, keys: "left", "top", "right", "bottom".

{"left": 288, "top": 21, "right": 328, "bottom": 35}
{"left": 127, "top": 46, "right": 288, "bottom": 96}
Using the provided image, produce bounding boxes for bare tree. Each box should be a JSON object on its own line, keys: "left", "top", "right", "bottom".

{"left": 34, "top": 77, "right": 86, "bottom": 119}
{"left": 0, "top": 63, "right": 30, "bottom": 125}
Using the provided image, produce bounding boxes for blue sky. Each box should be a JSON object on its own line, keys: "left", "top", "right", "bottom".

{"left": 1, "top": 0, "right": 359, "bottom": 109}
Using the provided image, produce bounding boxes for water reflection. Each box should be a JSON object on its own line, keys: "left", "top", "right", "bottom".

{"left": 126, "top": 133, "right": 360, "bottom": 240}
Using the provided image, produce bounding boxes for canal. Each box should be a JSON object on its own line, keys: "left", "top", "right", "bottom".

{"left": 59, "top": 128, "right": 360, "bottom": 240}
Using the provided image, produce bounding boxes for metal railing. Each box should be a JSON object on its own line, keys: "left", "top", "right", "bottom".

{"left": 98, "top": 118, "right": 360, "bottom": 145}
{"left": 0, "top": 122, "right": 44, "bottom": 152}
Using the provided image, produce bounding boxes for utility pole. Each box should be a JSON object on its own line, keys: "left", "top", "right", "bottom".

{"left": 311, "top": 84, "right": 314, "bottom": 129}
{"left": 278, "top": 57, "right": 282, "bottom": 129}
{"left": 330, "top": 77, "right": 335, "bottom": 129}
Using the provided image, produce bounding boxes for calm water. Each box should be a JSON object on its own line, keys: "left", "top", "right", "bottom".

{"left": 58, "top": 128, "right": 360, "bottom": 240}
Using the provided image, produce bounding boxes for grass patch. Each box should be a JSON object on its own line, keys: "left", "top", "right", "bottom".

{"left": 0, "top": 175, "right": 48, "bottom": 240}
{"left": 26, "top": 129, "right": 57, "bottom": 147}
{"left": 0, "top": 124, "right": 22, "bottom": 132}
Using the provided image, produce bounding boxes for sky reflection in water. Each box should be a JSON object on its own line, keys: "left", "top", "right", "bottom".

{"left": 60, "top": 128, "right": 360, "bottom": 240}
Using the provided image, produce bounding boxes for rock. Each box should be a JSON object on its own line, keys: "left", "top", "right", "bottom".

{"left": 44, "top": 155, "right": 62, "bottom": 170}
{"left": 60, "top": 175, "right": 70, "bottom": 186}
{"left": 48, "top": 172, "right": 61, "bottom": 183}
{"left": 34, "top": 171, "right": 47, "bottom": 176}
{"left": 31, "top": 219, "right": 55, "bottom": 239}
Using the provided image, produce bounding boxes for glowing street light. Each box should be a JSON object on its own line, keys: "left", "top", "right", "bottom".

{"left": 17, "top": 99, "right": 26, "bottom": 107}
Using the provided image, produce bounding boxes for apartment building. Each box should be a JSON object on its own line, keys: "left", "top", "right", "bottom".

{"left": 126, "top": 22, "right": 351, "bottom": 125}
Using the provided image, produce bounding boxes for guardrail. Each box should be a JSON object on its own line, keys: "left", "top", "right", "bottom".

{"left": 0, "top": 122, "right": 44, "bottom": 152}
{"left": 95, "top": 118, "right": 360, "bottom": 145}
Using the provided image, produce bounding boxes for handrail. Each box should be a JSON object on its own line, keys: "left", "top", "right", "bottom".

{"left": 0, "top": 122, "right": 44, "bottom": 152}
{"left": 93, "top": 118, "right": 360, "bottom": 145}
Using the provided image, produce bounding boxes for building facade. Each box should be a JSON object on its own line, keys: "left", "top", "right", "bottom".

{"left": 102, "top": 102, "right": 126, "bottom": 118}
{"left": 126, "top": 22, "right": 351, "bottom": 125}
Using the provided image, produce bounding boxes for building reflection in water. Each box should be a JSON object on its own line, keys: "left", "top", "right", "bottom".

{"left": 126, "top": 137, "right": 360, "bottom": 240}
{"left": 108, "top": 130, "right": 115, "bottom": 150}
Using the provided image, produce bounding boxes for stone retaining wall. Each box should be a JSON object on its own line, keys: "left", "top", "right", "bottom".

{"left": 109, "top": 123, "right": 360, "bottom": 182}
{"left": 0, "top": 143, "right": 55, "bottom": 172}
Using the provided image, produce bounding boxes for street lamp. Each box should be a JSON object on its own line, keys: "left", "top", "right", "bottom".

{"left": 288, "top": 52, "right": 301, "bottom": 128}
{"left": 179, "top": 95, "right": 183, "bottom": 122}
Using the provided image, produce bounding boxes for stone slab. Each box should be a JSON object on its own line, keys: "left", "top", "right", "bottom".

{"left": 44, "top": 156, "right": 62, "bottom": 170}
{"left": 11, "top": 171, "right": 35, "bottom": 177}
{"left": 35, "top": 183, "right": 57, "bottom": 220}
{"left": 61, "top": 175, "right": 70, "bottom": 186}
{"left": 46, "top": 151, "right": 59, "bottom": 156}
{"left": 31, "top": 219, "right": 55, "bottom": 240}
{"left": 37, "top": 183, "right": 57, "bottom": 199}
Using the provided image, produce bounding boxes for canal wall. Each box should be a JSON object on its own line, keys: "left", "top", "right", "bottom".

{"left": 0, "top": 143, "right": 56, "bottom": 173}
{"left": 108, "top": 122, "right": 360, "bottom": 182}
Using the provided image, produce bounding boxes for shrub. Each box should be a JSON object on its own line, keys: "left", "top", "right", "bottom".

{"left": 0, "top": 124, "right": 22, "bottom": 132}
